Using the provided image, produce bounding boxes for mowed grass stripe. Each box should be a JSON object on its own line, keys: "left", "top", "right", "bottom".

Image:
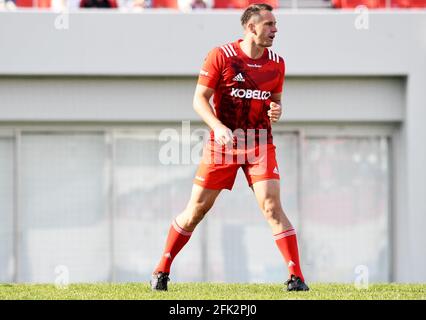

{"left": 0, "top": 283, "right": 424, "bottom": 300}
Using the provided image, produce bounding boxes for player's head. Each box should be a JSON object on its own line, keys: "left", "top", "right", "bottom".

{"left": 240, "top": 3, "right": 277, "bottom": 48}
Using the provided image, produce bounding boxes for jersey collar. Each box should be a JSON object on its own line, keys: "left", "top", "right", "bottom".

{"left": 235, "top": 39, "right": 269, "bottom": 62}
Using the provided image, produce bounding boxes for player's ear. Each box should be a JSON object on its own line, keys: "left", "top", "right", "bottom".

{"left": 248, "top": 22, "right": 257, "bottom": 35}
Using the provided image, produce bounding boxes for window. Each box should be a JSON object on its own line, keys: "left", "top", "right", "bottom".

{"left": 0, "top": 135, "right": 14, "bottom": 282}
{"left": 18, "top": 132, "right": 110, "bottom": 282}
{"left": 301, "top": 136, "right": 390, "bottom": 282}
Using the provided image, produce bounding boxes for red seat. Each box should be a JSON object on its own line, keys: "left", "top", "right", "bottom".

{"left": 214, "top": 0, "right": 279, "bottom": 9}
{"left": 38, "top": 0, "right": 51, "bottom": 7}
{"left": 15, "top": 0, "right": 34, "bottom": 7}
{"left": 332, "top": 0, "right": 386, "bottom": 8}
{"left": 213, "top": 0, "right": 246, "bottom": 8}
{"left": 152, "top": 0, "right": 178, "bottom": 8}
{"left": 16, "top": 0, "right": 51, "bottom": 7}
{"left": 392, "top": 0, "right": 426, "bottom": 7}
{"left": 332, "top": 0, "right": 426, "bottom": 7}
{"left": 248, "top": 0, "right": 278, "bottom": 7}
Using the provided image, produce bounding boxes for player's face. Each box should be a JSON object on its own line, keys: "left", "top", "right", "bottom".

{"left": 253, "top": 10, "right": 278, "bottom": 48}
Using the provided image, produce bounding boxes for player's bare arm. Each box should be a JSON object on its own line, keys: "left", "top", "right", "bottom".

{"left": 193, "top": 84, "right": 234, "bottom": 146}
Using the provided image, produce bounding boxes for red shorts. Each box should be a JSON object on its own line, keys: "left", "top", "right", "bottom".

{"left": 193, "top": 141, "right": 280, "bottom": 190}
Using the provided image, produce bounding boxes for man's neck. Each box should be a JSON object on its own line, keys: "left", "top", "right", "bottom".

{"left": 239, "top": 38, "right": 264, "bottom": 59}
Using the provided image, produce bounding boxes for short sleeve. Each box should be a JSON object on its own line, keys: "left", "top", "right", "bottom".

{"left": 197, "top": 47, "right": 224, "bottom": 90}
{"left": 272, "top": 58, "right": 285, "bottom": 94}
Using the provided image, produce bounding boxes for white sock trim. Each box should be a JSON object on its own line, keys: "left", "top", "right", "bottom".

{"left": 274, "top": 229, "right": 296, "bottom": 241}
{"left": 172, "top": 220, "right": 193, "bottom": 236}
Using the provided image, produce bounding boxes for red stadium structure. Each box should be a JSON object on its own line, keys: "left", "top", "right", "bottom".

{"left": 152, "top": 0, "right": 178, "bottom": 8}
{"left": 13, "top": 0, "right": 426, "bottom": 8}
{"left": 213, "top": 0, "right": 279, "bottom": 9}
{"left": 16, "top": 0, "right": 119, "bottom": 7}
{"left": 391, "top": 0, "right": 426, "bottom": 7}
{"left": 15, "top": 0, "right": 48, "bottom": 7}
{"left": 332, "top": 0, "right": 426, "bottom": 8}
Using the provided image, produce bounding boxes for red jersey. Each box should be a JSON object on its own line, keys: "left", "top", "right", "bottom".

{"left": 197, "top": 39, "right": 285, "bottom": 145}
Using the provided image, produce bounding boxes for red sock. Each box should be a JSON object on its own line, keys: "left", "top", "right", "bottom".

{"left": 274, "top": 228, "right": 305, "bottom": 282}
{"left": 154, "top": 219, "right": 192, "bottom": 274}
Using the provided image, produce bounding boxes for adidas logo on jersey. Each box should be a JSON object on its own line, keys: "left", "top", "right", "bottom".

{"left": 232, "top": 73, "right": 245, "bottom": 82}
{"left": 230, "top": 88, "right": 271, "bottom": 100}
{"left": 273, "top": 167, "right": 279, "bottom": 174}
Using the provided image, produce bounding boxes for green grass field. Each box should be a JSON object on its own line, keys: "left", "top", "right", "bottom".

{"left": 0, "top": 283, "right": 425, "bottom": 300}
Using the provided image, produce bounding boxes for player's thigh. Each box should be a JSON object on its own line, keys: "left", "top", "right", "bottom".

{"left": 251, "top": 179, "right": 282, "bottom": 211}
{"left": 187, "top": 183, "right": 222, "bottom": 212}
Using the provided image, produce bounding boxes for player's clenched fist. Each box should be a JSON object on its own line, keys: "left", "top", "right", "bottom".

{"left": 268, "top": 101, "right": 282, "bottom": 123}
{"left": 213, "top": 123, "right": 234, "bottom": 147}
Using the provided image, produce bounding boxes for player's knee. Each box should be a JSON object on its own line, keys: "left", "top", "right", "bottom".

{"left": 262, "top": 199, "right": 282, "bottom": 222}
{"left": 186, "top": 202, "right": 210, "bottom": 225}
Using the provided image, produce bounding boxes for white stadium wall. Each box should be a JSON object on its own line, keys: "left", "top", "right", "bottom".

{"left": 0, "top": 10, "right": 425, "bottom": 283}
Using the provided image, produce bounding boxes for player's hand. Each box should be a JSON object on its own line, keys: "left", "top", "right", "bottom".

{"left": 212, "top": 123, "right": 234, "bottom": 147}
{"left": 268, "top": 101, "right": 282, "bottom": 123}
